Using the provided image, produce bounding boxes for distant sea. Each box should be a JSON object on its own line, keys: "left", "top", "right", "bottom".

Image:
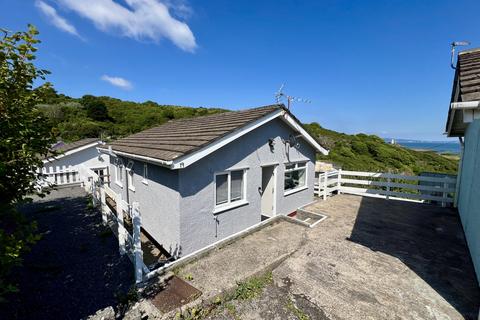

{"left": 384, "top": 139, "right": 461, "bottom": 154}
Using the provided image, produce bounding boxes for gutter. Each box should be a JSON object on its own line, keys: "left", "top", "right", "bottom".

{"left": 446, "top": 101, "right": 480, "bottom": 136}
{"left": 97, "top": 147, "right": 173, "bottom": 168}
{"left": 450, "top": 101, "right": 480, "bottom": 109}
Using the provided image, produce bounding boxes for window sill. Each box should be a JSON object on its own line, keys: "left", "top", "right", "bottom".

{"left": 128, "top": 186, "right": 136, "bottom": 192}
{"left": 115, "top": 181, "right": 123, "bottom": 188}
{"left": 141, "top": 179, "right": 148, "bottom": 185}
{"left": 213, "top": 200, "right": 249, "bottom": 214}
{"left": 284, "top": 185, "right": 308, "bottom": 196}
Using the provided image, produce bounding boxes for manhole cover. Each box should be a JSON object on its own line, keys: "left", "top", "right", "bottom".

{"left": 150, "top": 276, "right": 202, "bottom": 313}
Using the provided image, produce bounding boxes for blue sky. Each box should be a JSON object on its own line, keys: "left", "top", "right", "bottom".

{"left": 2, "top": 0, "right": 480, "bottom": 141}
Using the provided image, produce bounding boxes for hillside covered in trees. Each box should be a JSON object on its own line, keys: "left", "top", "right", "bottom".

{"left": 39, "top": 90, "right": 457, "bottom": 175}
{"left": 304, "top": 123, "right": 458, "bottom": 174}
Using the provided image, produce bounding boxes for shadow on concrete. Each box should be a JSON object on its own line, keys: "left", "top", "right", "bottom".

{"left": 0, "top": 187, "right": 133, "bottom": 320}
{"left": 348, "top": 196, "right": 480, "bottom": 319}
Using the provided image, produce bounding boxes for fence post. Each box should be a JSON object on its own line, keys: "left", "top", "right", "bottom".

{"left": 116, "top": 193, "right": 126, "bottom": 255}
{"left": 323, "top": 172, "right": 328, "bottom": 200}
{"left": 337, "top": 169, "right": 342, "bottom": 194}
{"left": 442, "top": 176, "right": 448, "bottom": 207}
{"left": 386, "top": 175, "right": 391, "bottom": 200}
{"left": 100, "top": 186, "right": 107, "bottom": 225}
{"left": 132, "top": 202, "right": 144, "bottom": 285}
{"left": 91, "top": 179, "right": 97, "bottom": 207}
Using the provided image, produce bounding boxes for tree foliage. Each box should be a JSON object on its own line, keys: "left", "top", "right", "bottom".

{"left": 0, "top": 25, "right": 55, "bottom": 300}
{"left": 38, "top": 94, "right": 227, "bottom": 142}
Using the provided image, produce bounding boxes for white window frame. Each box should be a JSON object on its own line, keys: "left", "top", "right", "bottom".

{"left": 114, "top": 158, "right": 124, "bottom": 188}
{"left": 126, "top": 168, "right": 135, "bottom": 192}
{"left": 284, "top": 161, "right": 308, "bottom": 196}
{"left": 213, "top": 169, "right": 248, "bottom": 214}
{"left": 142, "top": 163, "right": 149, "bottom": 185}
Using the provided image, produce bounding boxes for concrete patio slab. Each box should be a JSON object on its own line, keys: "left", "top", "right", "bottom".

{"left": 272, "top": 194, "right": 480, "bottom": 319}
{"left": 175, "top": 219, "right": 308, "bottom": 300}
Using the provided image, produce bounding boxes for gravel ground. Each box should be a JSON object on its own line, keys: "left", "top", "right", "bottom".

{"left": 0, "top": 186, "right": 133, "bottom": 320}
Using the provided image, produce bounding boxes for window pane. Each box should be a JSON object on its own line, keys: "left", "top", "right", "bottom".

{"left": 297, "top": 162, "right": 306, "bottom": 168}
{"left": 284, "top": 171, "right": 295, "bottom": 190}
{"left": 230, "top": 170, "right": 244, "bottom": 202}
{"left": 284, "top": 168, "right": 306, "bottom": 191}
{"left": 297, "top": 168, "right": 306, "bottom": 187}
{"left": 216, "top": 174, "right": 228, "bottom": 205}
{"left": 128, "top": 172, "right": 134, "bottom": 187}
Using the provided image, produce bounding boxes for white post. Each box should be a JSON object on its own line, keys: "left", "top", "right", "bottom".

{"left": 442, "top": 176, "right": 449, "bottom": 208}
{"left": 132, "top": 202, "right": 144, "bottom": 285}
{"left": 92, "top": 180, "right": 97, "bottom": 207}
{"left": 337, "top": 169, "right": 342, "bottom": 194}
{"left": 100, "top": 186, "right": 107, "bottom": 225}
{"left": 323, "top": 172, "right": 328, "bottom": 200}
{"left": 116, "top": 193, "right": 126, "bottom": 255}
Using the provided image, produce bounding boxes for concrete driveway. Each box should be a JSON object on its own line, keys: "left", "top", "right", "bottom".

{"left": 165, "top": 194, "right": 479, "bottom": 319}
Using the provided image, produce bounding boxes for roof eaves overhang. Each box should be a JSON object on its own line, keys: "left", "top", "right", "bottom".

{"left": 43, "top": 141, "right": 101, "bottom": 164}
{"left": 97, "top": 146, "right": 174, "bottom": 168}
{"left": 446, "top": 101, "right": 480, "bottom": 137}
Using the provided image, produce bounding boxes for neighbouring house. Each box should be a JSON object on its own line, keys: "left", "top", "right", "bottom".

{"left": 98, "top": 104, "right": 328, "bottom": 257}
{"left": 41, "top": 138, "right": 109, "bottom": 187}
{"left": 446, "top": 48, "right": 480, "bottom": 283}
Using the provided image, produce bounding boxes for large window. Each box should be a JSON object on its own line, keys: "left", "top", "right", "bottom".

{"left": 284, "top": 162, "right": 306, "bottom": 193}
{"left": 215, "top": 170, "right": 246, "bottom": 208}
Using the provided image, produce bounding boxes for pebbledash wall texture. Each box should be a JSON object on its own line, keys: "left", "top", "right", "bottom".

{"left": 109, "top": 117, "right": 316, "bottom": 257}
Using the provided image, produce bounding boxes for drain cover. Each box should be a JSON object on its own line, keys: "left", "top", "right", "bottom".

{"left": 150, "top": 276, "right": 202, "bottom": 313}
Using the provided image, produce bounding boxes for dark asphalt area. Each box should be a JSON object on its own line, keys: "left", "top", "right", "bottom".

{"left": 0, "top": 186, "right": 133, "bottom": 320}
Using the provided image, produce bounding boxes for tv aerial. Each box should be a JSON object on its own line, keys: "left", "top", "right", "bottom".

{"left": 275, "top": 84, "right": 311, "bottom": 110}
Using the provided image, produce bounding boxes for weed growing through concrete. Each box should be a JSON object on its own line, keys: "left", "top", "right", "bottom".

{"left": 286, "top": 298, "right": 310, "bottom": 320}
{"left": 174, "top": 271, "right": 273, "bottom": 319}
{"left": 233, "top": 271, "right": 273, "bottom": 300}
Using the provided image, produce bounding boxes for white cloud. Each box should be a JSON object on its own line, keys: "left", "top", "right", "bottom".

{"left": 35, "top": 0, "right": 81, "bottom": 38}
{"left": 57, "top": 0, "right": 197, "bottom": 52}
{"left": 101, "top": 75, "right": 133, "bottom": 90}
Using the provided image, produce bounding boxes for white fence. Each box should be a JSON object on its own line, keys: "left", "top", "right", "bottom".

{"left": 316, "top": 169, "right": 457, "bottom": 206}
{"left": 39, "top": 166, "right": 80, "bottom": 187}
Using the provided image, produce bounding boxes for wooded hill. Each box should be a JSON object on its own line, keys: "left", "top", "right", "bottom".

{"left": 39, "top": 90, "right": 458, "bottom": 175}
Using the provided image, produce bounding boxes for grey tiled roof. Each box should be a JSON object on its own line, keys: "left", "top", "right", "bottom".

{"left": 45, "top": 138, "right": 99, "bottom": 159}
{"left": 103, "top": 105, "right": 285, "bottom": 162}
{"left": 457, "top": 49, "right": 480, "bottom": 101}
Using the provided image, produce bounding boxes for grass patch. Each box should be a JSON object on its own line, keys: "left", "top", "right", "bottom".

{"left": 232, "top": 271, "right": 273, "bottom": 300}
{"left": 175, "top": 271, "right": 272, "bottom": 319}
{"left": 85, "top": 195, "right": 95, "bottom": 210}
